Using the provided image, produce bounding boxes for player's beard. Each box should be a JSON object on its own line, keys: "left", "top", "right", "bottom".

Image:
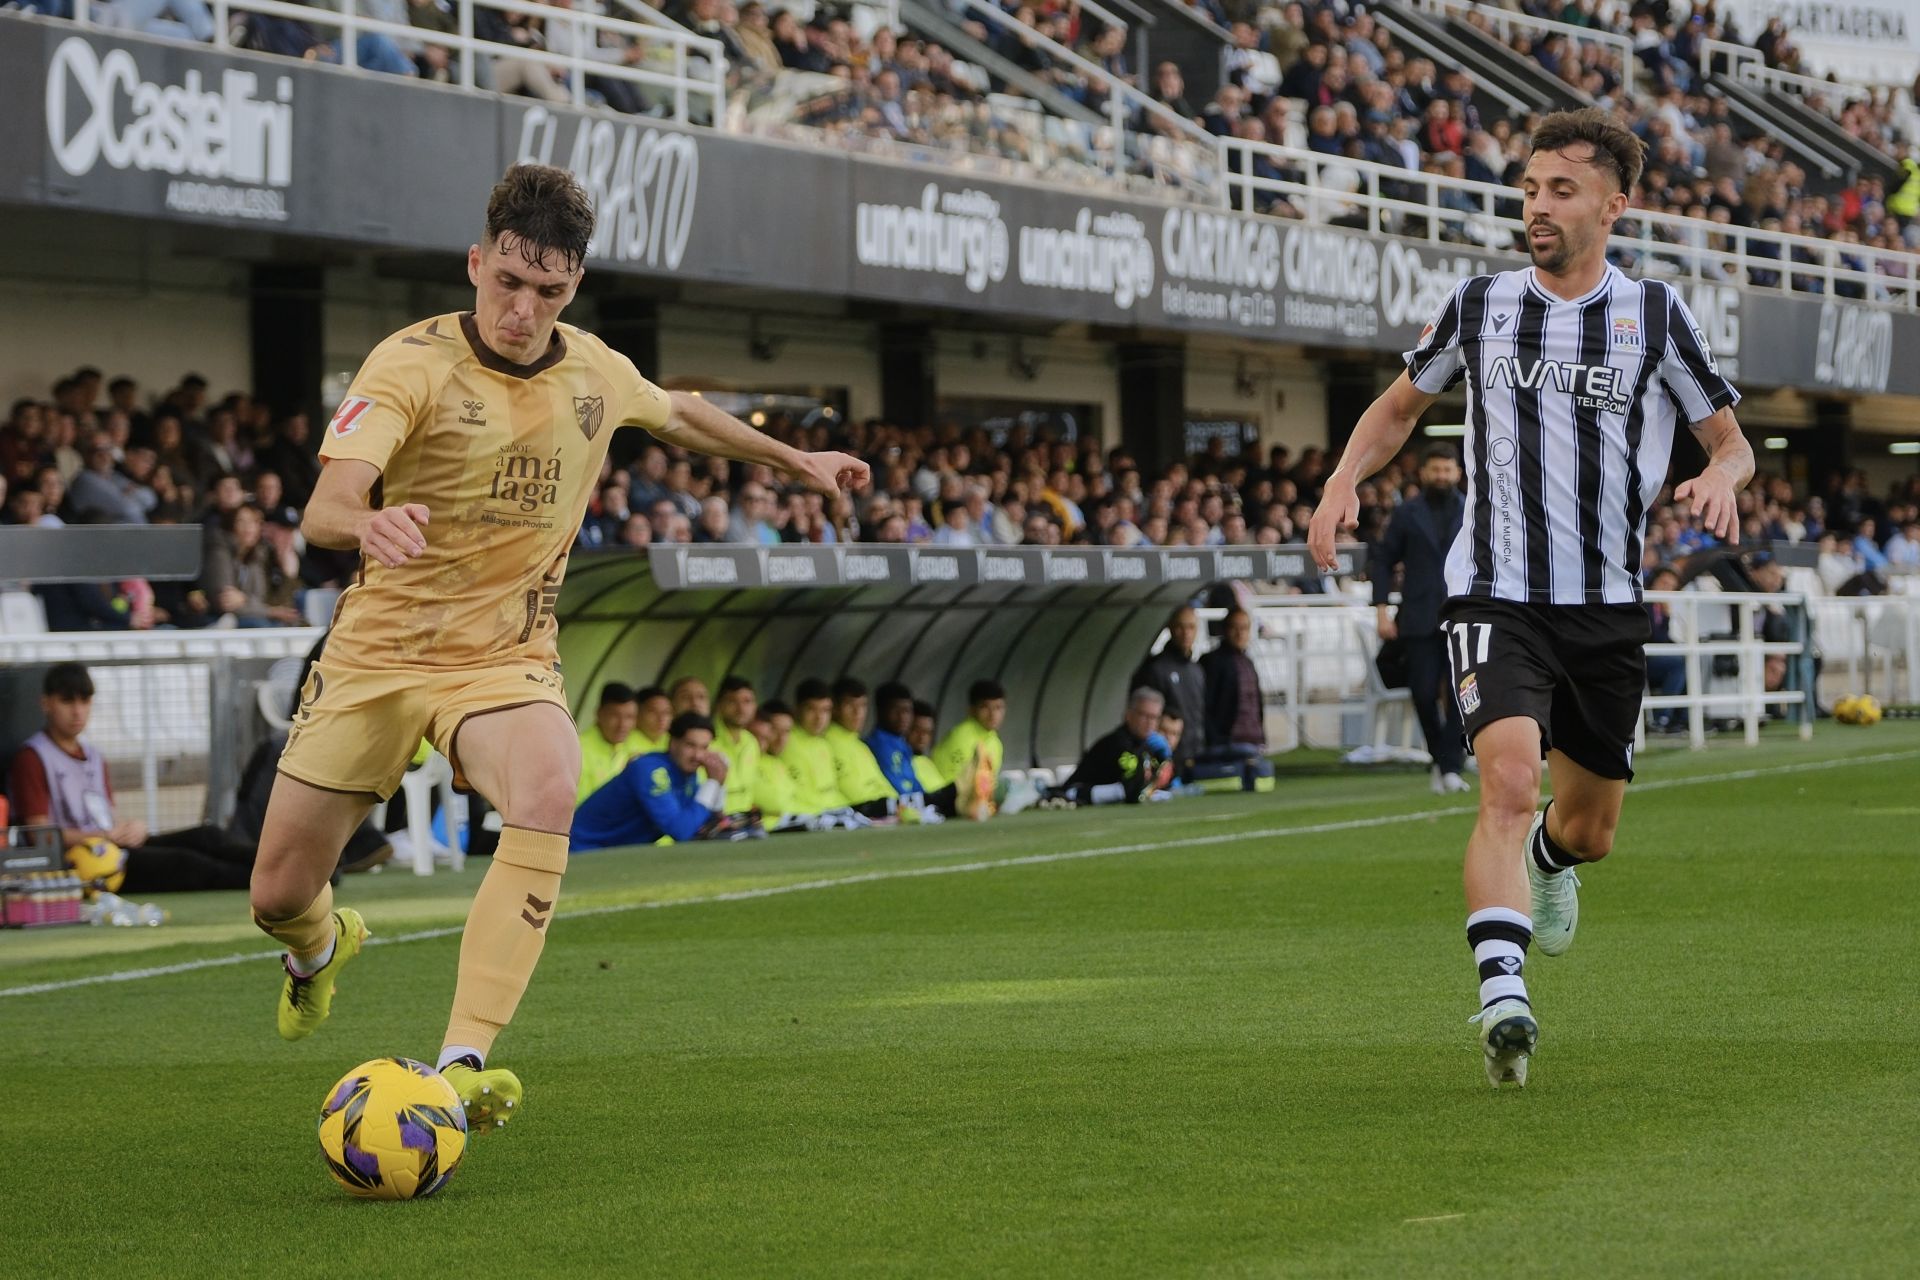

{"left": 1528, "top": 221, "right": 1582, "bottom": 275}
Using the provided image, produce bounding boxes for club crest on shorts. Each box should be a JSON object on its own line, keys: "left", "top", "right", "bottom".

{"left": 573, "top": 395, "right": 606, "bottom": 441}
{"left": 1457, "top": 672, "right": 1481, "bottom": 715}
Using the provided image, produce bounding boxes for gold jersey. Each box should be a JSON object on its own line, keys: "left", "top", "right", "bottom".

{"left": 318, "top": 312, "right": 669, "bottom": 669}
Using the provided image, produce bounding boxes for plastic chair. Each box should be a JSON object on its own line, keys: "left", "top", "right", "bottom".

{"left": 369, "top": 751, "right": 465, "bottom": 876}
{"left": 256, "top": 656, "right": 305, "bottom": 732}
{"left": 1355, "top": 617, "right": 1416, "bottom": 750}
{"left": 0, "top": 590, "right": 48, "bottom": 635}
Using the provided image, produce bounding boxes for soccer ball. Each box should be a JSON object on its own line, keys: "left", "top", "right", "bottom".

{"left": 66, "top": 837, "right": 126, "bottom": 894}
{"left": 1835, "top": 694, "right": 1883, "bottom": 726}
{"left": 317, "top": 1058, "right": 468, "bottom": 1199}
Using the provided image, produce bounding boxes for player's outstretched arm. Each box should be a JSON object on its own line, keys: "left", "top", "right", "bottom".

{"left": 301, "top": 459, "right": 430, "bottom": 568}
{"left": 1307, "top": 372, "right": 1437, "bottom": 570}
{"left": 657, "top": 391, "right": 870, "bottom": 497}
{"left": 1673, "top": 407, "right": 1754, "bottom": 543}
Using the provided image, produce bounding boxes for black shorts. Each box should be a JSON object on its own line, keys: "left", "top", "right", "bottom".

{"left": 1441, "top": 598, "right": 1650, "bottom": 781}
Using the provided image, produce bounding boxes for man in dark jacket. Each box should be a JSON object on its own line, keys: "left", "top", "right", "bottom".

{"left": 1195, "top": 608, "right": 1275, "bottom": 787}
{"left": 1372, "top": 445, "right": 1468, "bottom": 793}
{"left": 1131, "top": 605, "right": 1207, "bottom": 773}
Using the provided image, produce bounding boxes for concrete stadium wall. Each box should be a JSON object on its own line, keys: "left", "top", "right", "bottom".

{"left": 657, "top": 304, "right": 885, "bottom": 423}
{"left": 0, "top": 221, "right": 250, "bottom": 402}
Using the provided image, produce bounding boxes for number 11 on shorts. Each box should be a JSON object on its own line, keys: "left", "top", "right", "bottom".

{"left": 1452, "top": 622, "right": 1492, "bottom": 671}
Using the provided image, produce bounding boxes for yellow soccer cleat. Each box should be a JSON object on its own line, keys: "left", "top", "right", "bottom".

{"left": 276, "top": 908, "right": 370, "bottom": 1042}
{"left": 440, "top": 1062, "right": 524, "bottom": 1136}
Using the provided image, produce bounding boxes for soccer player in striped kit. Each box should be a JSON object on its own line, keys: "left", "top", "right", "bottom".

{"left": 1308, "top": 109, "right": 1754, "bottom": 1086}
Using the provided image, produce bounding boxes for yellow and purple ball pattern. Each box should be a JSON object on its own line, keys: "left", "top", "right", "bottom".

{"left": 317, "top": 1057, "right": 468, "bottom": 1200}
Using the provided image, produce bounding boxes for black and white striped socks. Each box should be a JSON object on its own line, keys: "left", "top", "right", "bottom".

{"left": 1467, "top": 907, "right": 1532, "bottom": 1010}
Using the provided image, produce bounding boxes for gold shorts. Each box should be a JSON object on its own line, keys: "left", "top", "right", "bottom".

{"left": 278, "top": 657, "right": 569, "bottom": 799}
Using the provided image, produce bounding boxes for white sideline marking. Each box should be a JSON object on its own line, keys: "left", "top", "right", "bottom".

{"left": 1403, "top": 1214, "right": 1467, "bottom": 1224}
{"left": 4, "top": 748, "right": 1915, "bottom": 1001}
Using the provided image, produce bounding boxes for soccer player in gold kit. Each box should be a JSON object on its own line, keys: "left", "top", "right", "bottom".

{"left": 248, "top": 165, "right": 869, "bottom": 1132}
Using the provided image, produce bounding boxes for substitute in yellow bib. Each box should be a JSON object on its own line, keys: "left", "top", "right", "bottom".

{"left": 824, "top": 677, "right": 896, "bottom": 808}
{"left": 247, "top": 163, "right": 871, "bottom": 1138}
{"left": 712, "top": 676, "right": 762, "bottom": 814}
{"left": 778, "top": 680, "right": 851, "bottom": 814}
{"left": 577, "top": 683, "right": 641, "bottom": 803}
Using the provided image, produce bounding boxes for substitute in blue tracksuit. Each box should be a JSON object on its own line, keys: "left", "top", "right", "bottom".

{"left": 866, "top": 682, "right": 925, "bottom": 799}
{"left": 572, "top": 713, "right": 730, "bottom": 851}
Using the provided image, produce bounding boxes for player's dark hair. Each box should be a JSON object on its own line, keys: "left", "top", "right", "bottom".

{"left": 1159, "top": 708, "right": 1184, "bottom": 725}
{"left": 967, "top": 679, "right": 1005, "bottom": 706}
{"left": 831, "top": 677, "right": 869, "bottom": 703}
{"left": 911, "top": 700, "right": 937, "bottom": 720}
{"left": 1422, "top": 444, "right": 1458, "bottom": 464}
{"left": 635, "top": 685, "right": 669, "bottom": 704}
{"left": 758, "top": 698, "right": 793, "bottom": 720}
{"left": 874, "top": 681, "right": 912, "bottom": 709}
{"left": 1529, "top": 108, "right": 1645, "bottom": 194}
{"left": 718, "top": 675, "right": 754, "bottom": 696}
{"left": 598, "top": 682, "right": 637, "bottom": 708}
{"left": 43, "top": 662, "right": 93, "bottom": 700}
{"left": 109, "top": 376, "right": 135, "bottom": 394}
{"left": 794, "top": 678, "right": 832, "bottom": 705}
{"left": 485, "top": 164, "right": 596, "bottom": 275}
{"left": 668, "top": 712, "right": 714, "bottom": 740}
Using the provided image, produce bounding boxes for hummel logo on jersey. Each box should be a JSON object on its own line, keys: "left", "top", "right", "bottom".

{"left": 1487, "top": 355, "right": 1633, "bottom": 414}
{"left": 1492, "top": 313, "right": 1512, "bottom": 332}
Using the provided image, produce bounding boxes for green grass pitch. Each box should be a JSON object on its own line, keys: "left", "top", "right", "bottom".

{"left": 4, "top": 724, "right": 1917, "bottom": 1278}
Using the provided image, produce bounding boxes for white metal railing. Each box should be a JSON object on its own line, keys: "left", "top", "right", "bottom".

{"left": 946, "top": 0, "right": 1219, "bottom": 202}
{"left": 1217, "top": 137, "right": 1920, "bottom": 309}
{"left": 1414, "top": 0, "right": 1635, "bottom": 102}
{"left": 1701, "top": 37, "right": 1880, "bottom": 105}
{"left": 72, "top": 0, "right": 726, "bottom": 124}
{"left": 1639, "top": 590, "right": 1814, "bottom": 750}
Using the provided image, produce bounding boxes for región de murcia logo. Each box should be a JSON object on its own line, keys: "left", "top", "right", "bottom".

{"left": 489, "top": 443, "right": 562, "bottom": 515}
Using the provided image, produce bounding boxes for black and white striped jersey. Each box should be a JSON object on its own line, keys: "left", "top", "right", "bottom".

{"left": 1404, "top": 265, "right": 1739, "bottom": 605}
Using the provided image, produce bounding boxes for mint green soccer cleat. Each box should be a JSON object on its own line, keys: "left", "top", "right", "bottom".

{"left": 1470, "top": 998, "right": 1538, "bottom": 1088}
{"left": 1527, "top": 809, "right": 1581, "bottom": 957}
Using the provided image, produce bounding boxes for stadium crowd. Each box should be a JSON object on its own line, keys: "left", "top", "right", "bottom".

{"left": 22, "top": 0, "right": 1920, "bottom": 261}
{"left": 5, "top": 365, "right": 1918, "bottom": 633}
